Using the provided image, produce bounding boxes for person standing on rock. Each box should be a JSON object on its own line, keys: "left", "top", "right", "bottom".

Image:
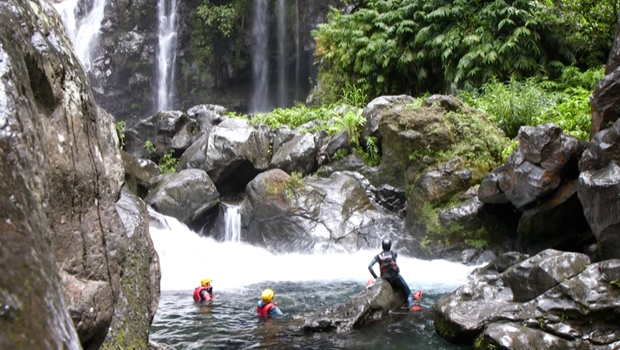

{"left": 368, "top": 238, "right": 420, "bottom": 311}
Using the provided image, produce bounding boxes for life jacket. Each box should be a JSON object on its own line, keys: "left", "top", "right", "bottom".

{"left": 193, "top": 286, "right": 212, "bottom": 301}
{"left": 257, "top": 302, "right": 274, "bottom": 317}
{"left": 379, "top": 251, "right": 400, "bottom": 278}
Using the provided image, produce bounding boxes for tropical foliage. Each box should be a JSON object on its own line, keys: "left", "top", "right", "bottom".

{"left": 312, "top": 0, "right": 615, "bottom": 104}
{"left": 460, "top": 66, "right": 604, "bottom": 140}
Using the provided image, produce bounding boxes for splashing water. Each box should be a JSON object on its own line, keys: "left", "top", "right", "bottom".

{"left": 54, "top": 0, "right": 106, "bottom": 70}
{"left": 149, "top": 212, "right": 474, "bottom": 349}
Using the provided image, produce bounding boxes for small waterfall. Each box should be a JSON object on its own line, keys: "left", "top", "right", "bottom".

{"left": 277, "top": 0, "right": 287, "bottom": 107}
{"left": 149, "top": 212, "right": 478, "bottom": 291}
{"left": 295, "top": 0, "right": 300, "bottom": 102}
{"left": 156, "top": 0, "right": 179, "bottom": 112}
{"left": 223, "top": 203, "right": 241, "bottom": 243}
{"left": 251, "top": 0, "right": 269, "bottom": 113}
{"left": 54, "top": 0, "right": 106, "bottom": 70}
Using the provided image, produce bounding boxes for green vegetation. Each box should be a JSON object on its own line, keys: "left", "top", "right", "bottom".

{"left": 144, "top": 141, "right": 178, "bottom": 174}
{"left": 419, "top": 202, "right": 491, "bottom": 250}
{"left": 158, "top": 150, "right": 179, "bottom": 174}
{"left": 611, "top": 279, "right": 620, "bottom": 288}
{"left": 115, "top": 121, "right": 126, "bottom": 150}
{"left": 460, "top": 66, "right": 604, "bottom": 139}
{"left": 312, "top": 0, "right": 613, "bottom": 104}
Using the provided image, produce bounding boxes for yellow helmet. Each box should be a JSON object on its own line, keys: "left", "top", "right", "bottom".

{"left": 201, "top": 278, "right": 212, "bottom": 287}
{"left": 261, "top": 289, "right": 274, "bottom": 303}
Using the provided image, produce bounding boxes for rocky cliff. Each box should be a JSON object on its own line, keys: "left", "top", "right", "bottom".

{"left": 0, "top": 0, "right": 159, "bottom": 348}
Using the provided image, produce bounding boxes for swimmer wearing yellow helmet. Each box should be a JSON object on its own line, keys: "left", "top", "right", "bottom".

{"left": 257, "top": 288, "right": 283, "bottom": 318}
{"left": 193, "top": 278, "right": 214, "bottom": 301}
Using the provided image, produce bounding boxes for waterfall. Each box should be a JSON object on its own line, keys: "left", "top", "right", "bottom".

{"left": 295, "top": 0, "right": 300, "bottom": 103}
{"left": 277, "top": 0, "right": 287, "bottom": 107}
{"left": 223, "top": 203, "right": 241, "bottom": 243}
{"left": 54, "top": 0, "right": 106, "bottom": 70}
{"left": 149, "top": 211, "right": 477, "bottom": 291}
{"left": 251, "top": 0, "right": 269, "bottom": 113}
{"left": 156, "top": 0, "right": 179, "bottom": 112}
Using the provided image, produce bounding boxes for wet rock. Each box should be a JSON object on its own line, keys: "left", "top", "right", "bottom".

{"left": 478, "top": 165, "right": 509, "bottom": 203}
{"left": 270, "top": 133, "right": 318, "bottom": 176}
{"left": 301, "top": 278, "right": 404, "bottom": 333}
{"left": 362, "top": 95, "right": 415, "bottom": 144}
{"left": 499, "top": 124, "right": 585, "bottom": 209}
{"left": 241, "top": 170, "right": 399, "bottom": 253}
{"left": 178, "top": 117, "right": 271, "bottom": 193}
{"left": 146, "top": 169, "right": 220, "bottom": 227}
{"left": 590, "top": 68, "right": 620, "bottom": 136}
{"left": 121, "top": 150, "right": 159, "bottom": 198}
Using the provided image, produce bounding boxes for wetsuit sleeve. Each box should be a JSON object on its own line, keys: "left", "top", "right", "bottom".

{"left": 270, "top": 305, "right": 284, "bottom": 316}
{"left": 207, "top": 286, "right": 213, "bottom": 296}
{"left": 368, "top": 256, "right": 378, "bottom": 279}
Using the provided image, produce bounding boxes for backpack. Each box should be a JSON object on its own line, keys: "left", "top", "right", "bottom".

{"left": 379, "top": 251, "right": 400, "bottom": 278}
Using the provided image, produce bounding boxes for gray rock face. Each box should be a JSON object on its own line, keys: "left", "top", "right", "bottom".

{"left": 362, "top": 95, "right": 415, "bottom": 143}
{"left": 0, "top": 0, "right": 155, "bottom": 348}
{"left": 241, "top": 169, "right": 397, "bottom": 253}
{"left": 0, "top": 1, "right": 83, "bottom": 347}
{"left": 121, "top": 150, "right": 159, "bottom": 198}
{"left": 146, "top": 169, "right": 220, "bottom": 226}
{"left": 302, "top": 278, "right": 405, "bottom": 333}
{"left": 499, "top": 124, "right": 586, "bottom": 209}
{"left": 178, "top": 118, "right": 271, "bottom": 193}
{"left": 502, "top": 249, "right": 590, "bottom": 302}
{"left": 435, "top": 250, "right": 620, "bottom": 350}
{"left": 270, "top": 133, "right": 318, "bottom": 175}
{"left": 102, "top": 189, "right": 161, "bottom": 349}
{"left": 124, "top": 110, "right": 195, "bottom": 159}
{"left": 578, "top": 118, "right": 620, "bottom": 260}
{"left": 590, "top": 67, "right": 620, "bottom": 136}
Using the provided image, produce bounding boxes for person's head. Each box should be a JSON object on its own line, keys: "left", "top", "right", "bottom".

{"left": 201, "top": 278, "right": 212, "bottom": 287}
{"left": 261, "top": 288, "right": 274, "bottom": 303}
{"left": 382, "top": 238, "right": 391, "bottom": 251}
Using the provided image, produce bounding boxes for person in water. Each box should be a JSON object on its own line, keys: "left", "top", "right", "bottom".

{"left": 368, "top": 238, "right": 420, "bottom": 311}
{"left": 193, "top": 278, "right": 214, "bottom": 301}
{"left": 257, "top": 288, "right": 283, "bottom": 318}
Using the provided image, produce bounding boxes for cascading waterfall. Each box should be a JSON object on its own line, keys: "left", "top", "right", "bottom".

{"left": 156, "top": 0, "right": 179, "bottom": 112}
{"left": 277, "top": 0, "right": 287, "bottom": 107}
{"left": 223, "top": 203, "right": 241, "bottom": 243}
{"left": 149, "top": 210, "right": 476, "bottom": 291}
{"left": 295, "top": 0, "right": 300, "bottom": 103}
{"left": 251, "top": 0, "right": 269, "bottom": 113}
{"left": 54, "top": 0, "right": 106, "bottom": 70}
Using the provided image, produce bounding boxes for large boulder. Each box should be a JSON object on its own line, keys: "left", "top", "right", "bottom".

{"left": 145, "top": 169, "right": 220, "bottom": 227}
{"left": 240, "top": 169, "right": 402, "bottom": 253}
{"left": 121, "top": 150, "right": 159, "bottom": 198}
{"left": 101, "top": 189, "right": 161, "bottom": 349}
{"left": 0, "top": 0, "right": 156, "bottom": 348}
{"left": 499, "top": 124, "right": 585, "bottom": 210}
{"left": 178, "top": 117, "right": 271, "bottom": 195}
{"left": 301, "top": 278, "right": 405, "bottom": 333}
{"left": 362, "top": 95, "right": 415, "bottom": 144}
{"left": 579, "top": 119, "right": 620, "bottom": 260}
{"left": 270, "top": 133, "right": 318, "bottom": 176}
{"left": 435, "top": 250, "right": 620, "bottom": 350}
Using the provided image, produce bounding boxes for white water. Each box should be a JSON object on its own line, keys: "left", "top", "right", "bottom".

{"left": 295, "top": 0, "right": 300, "bottom": 102}
{"left": 156, "top": 0, "right": 179, "bottom": 112}
{"left": 54, "top": 0, "right": 106, "bottom": 70}
{"left": 251, "top": 0, "right": 269, "bottom": 113}
{"left": 150, "top": 212, "right": 477, "bottom": 293}
{"left": 277, "top": 0, "right": 286, "bottom": 107}
{"left": 223, "top": 203, "right": 241, "bottom": 243}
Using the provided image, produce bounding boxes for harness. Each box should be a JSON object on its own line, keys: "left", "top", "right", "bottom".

{"left": 379, "top": 251, "right": 400, "bottom": 278}
{"left": 257, "top": 302, "right": 274, "bottom": 317}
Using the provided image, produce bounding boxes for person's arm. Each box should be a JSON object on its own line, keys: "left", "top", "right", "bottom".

{"left": 368, "top": 256, "right": 378, "bottom": 279}
{"left": 270, "top": 304, "right": 284, "bottom": 316}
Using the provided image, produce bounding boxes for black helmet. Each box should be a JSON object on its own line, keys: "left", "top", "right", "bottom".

{"left": 382, "top": 238, "right": 391, "bottom": 251}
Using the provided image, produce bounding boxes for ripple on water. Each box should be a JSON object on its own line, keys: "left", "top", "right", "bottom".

{"left": 150, "top": 281, "right": 468, "bottom": 350}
